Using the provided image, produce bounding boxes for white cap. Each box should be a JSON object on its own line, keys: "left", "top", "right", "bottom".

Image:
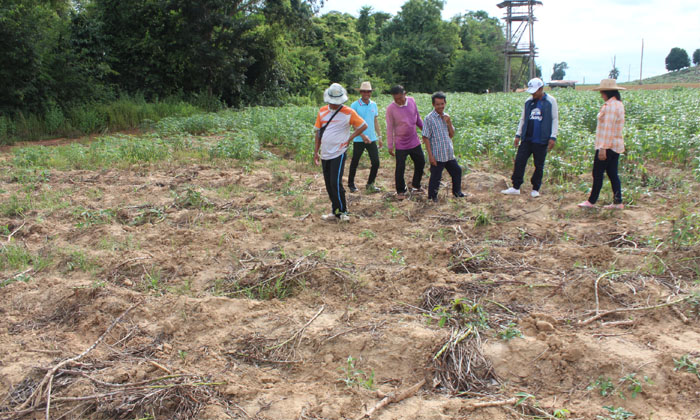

{"left": 526, "top": 78, "right": 544, "bottom": 94}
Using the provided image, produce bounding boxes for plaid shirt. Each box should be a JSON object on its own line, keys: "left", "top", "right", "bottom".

{"left": 422, "top": 110, "right": 454, "bottom": 162}
{"left": 595, "top": 97, "right": 625, "bottom": 154}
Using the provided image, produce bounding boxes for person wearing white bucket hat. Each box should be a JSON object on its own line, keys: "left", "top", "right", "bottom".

{"left": 501, "top": 77, "right": 559, "bottom": 198}
{"left": 348, "top": 81, "right": 383, "bottom": 193}
{"left": 313, "top": 83, "right": 368, "bottom": 222}
{"left": 578, "top": 79, "right": 626, "bottom": 210}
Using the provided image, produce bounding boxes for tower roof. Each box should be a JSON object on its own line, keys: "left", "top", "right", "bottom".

{"left": 497, "top": 1, "right": 543, "bottom": 8}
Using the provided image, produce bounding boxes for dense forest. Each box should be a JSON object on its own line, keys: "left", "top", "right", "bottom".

{"left": 0, "top": 0, "right": 531, "bottom": 139}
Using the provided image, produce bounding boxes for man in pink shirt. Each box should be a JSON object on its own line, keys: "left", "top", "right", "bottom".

{"left": 386, "top": 85, "right": 425, "bottom": 200}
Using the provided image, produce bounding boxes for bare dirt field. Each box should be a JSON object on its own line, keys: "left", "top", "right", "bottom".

{"left": 0, "top": 151, "right": 698, "bottom": 420}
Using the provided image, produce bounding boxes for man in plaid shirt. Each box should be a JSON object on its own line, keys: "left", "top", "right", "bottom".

{"left": 422, "top": 92, "right": 465, "bottom": 202}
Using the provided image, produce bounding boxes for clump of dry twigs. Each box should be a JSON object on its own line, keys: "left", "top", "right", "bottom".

{"left": 227, "top": 306, "right": 325, "bottom": 365}
{"left": 448, "top": 243, "right": 494, "bottom": 274}
{"left": 420, "top": 286, "right": 453, "bottom": 311}
{"left": 1, "top": 301, "right": 229, "bottom": 420}
{"left": 4, "top": 371, "right": 225, "bottom": 420}
{"left": 214, "top": 251, "right": 356, "bottom": 300}
{"left": 431, "top": 327, "right": 498, "bottom": 394}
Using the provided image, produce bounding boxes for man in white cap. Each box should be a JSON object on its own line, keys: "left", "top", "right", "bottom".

{"left": 313, "top": 83, "right": 368, "bottom": 222}
{"left": 348, "top": 81, "right": 382, "bottom": 193}
{"left": 501, "top": 77, "right": 559, "bottom": 198}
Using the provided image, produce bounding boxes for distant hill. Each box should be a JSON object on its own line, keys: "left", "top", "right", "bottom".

{"left": 634, "top": 67, "right": 700, "bottom": 84}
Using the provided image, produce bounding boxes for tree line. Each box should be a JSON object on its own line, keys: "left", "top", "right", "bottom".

{"left": 1, "top": 0, "right": 527, "bottom": 125}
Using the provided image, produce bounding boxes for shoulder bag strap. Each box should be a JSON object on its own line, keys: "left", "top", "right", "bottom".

{"left": 319, "top": 105, "right": 343, "bottom": 141}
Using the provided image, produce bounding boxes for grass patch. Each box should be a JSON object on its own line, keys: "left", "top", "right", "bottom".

{"left": 0, "top": 244, "right": 51, "bottom": 273}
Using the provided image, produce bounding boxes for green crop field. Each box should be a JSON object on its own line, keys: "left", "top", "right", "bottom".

{"left": 10, "top": 88, "right": 700, "bottom": 195}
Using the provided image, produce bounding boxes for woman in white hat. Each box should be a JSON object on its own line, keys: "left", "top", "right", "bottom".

{"left": 313, "top": 83, "right": 368, "bottom": 221}
{"left": 578, "top": 79, "right": 626, "bottom": 209}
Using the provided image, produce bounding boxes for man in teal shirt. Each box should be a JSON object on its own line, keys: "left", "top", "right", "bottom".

{"left": 348, "top": 81, "right": 382, "bottom": 193}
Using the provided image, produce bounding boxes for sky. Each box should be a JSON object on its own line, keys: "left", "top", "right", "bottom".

{"left": 319, "top": 0, "right": 700, "bottom": 85}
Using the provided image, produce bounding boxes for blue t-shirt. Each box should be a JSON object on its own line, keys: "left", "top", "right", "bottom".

{"left": 350, "top": 99, "right": 378, "bottom": 142}
{"left": 525, "top": 99, "right": 544, "bottom": 144}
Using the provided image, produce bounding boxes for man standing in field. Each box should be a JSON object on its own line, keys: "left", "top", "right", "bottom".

{"left": 501, "top": 78, "right": 558, "bottom": 198}
{"left": 313, "top": 83, "right": 367, "bottom": 222}
{"left": 422, "top": 92, "right": 465, "bottom": 202}
{"left": 348, "top": 81, "right": 382, "bottom": 193}
{"left": 386, "top": 85, "right": 425, "bottom": 200}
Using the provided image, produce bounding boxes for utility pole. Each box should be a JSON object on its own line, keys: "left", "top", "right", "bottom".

{"left": 639, "top": 38, "right": 644, "bottom": 84}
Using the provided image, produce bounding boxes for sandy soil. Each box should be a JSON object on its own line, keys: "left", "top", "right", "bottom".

{"left": 0, "top": 150, "right": 698, "bottom": 420}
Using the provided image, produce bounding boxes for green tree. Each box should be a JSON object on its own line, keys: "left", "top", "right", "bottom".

{"left": 551, "top": 62, "right": 568, "bottom": 80}
{"left": 449, "top": 49, "right": 501, "bottom": 93}
{"left": 665, "top": 47, "right": 690, "bottom": 71}
{"left": 93, "top": 0, "right": 317, "bottom": 105}
{"left": 609, "top": 66, "right": 620, "bottom": 80}
{"left": 309, "top": 12, "right": 366, "bottom": 90}
{"left": 448, "top": 11, "right": 504, "bottom": 92}
{"left": 374, "top": 0, "right": 461, "bottom": 92}
{"left": 693, "top": 48, "right": 700, "bottom": 66}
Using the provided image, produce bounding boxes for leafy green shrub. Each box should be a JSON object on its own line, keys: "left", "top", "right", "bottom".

{"left": 173, "top": 187, "right": 213, "bottom": 209}
{"left": 13, "top": 146, "right": 53, "bottom": 168}
{"left": 209, "top": 131, "right": 261, "bottom": 160}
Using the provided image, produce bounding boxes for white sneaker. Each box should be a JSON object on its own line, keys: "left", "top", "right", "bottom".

{"left": 501, "top": 187, "right": 520, "bottom": 195}
{"left": 339, "top": 214, "right": 350, "bottom": 222}
{"left": 531, "top": 190, "right": 540, "bottom": 198}
{"left": 321, "top": 213, "right": 336, "bottom": 221}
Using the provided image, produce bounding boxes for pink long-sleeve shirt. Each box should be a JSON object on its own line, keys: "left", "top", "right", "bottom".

{"left": 386, "top": 97, "right": 423, "bottom": 150}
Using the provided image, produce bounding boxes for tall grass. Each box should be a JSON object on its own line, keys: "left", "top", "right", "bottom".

{"left": 1, "top": 97, "right": 203, "bottom": 145}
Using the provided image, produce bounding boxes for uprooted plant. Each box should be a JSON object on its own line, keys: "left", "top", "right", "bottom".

{"left": 213, "top": 251, "right": 356, "bottom": 300}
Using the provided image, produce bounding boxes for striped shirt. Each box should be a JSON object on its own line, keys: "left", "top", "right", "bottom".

{"left": 314, "top": 105, "right": 366, "bottom": 160}
{"left": 422, "top": 110, "right": 454, "bottom": 162}
{"left": 595, "top": 97, "right": 625, "bottom": 154}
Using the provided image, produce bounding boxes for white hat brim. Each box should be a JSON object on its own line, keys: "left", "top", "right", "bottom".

{"left": 324, "top": 91, "right": 348, "bottom": 105}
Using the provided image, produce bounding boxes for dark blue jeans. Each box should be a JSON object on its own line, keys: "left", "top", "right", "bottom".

{"left": 428, "top": 159, "right": 462, "bottom": 200}
{"left": 511, "top": 140, "right": 548, "bottom": 191}
{"left": 348, "top": 141, "right": 380, "bottom": 187}
{"left": 322, "top": 152, "right": 347, "bottom": 216}
{"left": 588, "top": 149, "right": 622, "bottom": 204}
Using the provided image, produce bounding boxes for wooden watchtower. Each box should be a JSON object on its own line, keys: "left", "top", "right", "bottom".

{"left": 498, "top": 0, "right": 542, "bottom": 92}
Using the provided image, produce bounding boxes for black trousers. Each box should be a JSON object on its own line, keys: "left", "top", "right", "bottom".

{"left": 322, "top": 152, "right": 347, "bottom": 216}
{"left": 511, "top": 141, "right": 548, "bottom": 191}
{"left": 395, "top": 145, "right": 425, "bottom": 194}
{"left": 348, "top": 141, "right": 380, "bottom": 187}
{"left": 428, "top": 159, "right": 462, "bottom": 200}
{"left": 588, "top": 149, "right": 622, "bottom": 204}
